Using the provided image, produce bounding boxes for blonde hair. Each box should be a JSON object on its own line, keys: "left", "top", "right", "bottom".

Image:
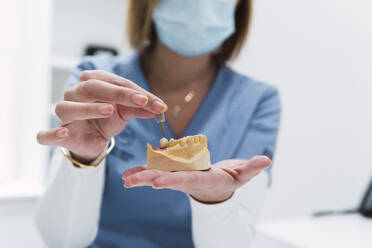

{"left": 126, "top": 0, "right": 252, "bottom": 63}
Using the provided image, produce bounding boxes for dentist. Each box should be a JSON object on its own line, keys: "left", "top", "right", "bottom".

{"left": 36, "top": 0, "right": 281, "bottom": 247}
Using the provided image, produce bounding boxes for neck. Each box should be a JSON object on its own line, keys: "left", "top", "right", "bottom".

{"left": 141, "top": 41, "right": 217, "bottom": 92}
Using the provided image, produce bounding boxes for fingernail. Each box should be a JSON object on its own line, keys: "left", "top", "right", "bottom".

{"left": 152, "top": 101, "right": 167, "bottom": 113}
{"left": 123, "top": 180, "right": 132, "bottom": 188}
{"left": 152, "top": 182, "right": 164, "bottom": 189}
{"left": 152, "top": 185, "right": 163, "bottom": 189}
{"left": 132, "top": 94, "right": 148, "bottom": 106}
{"left": 56, "top": 128, "right": 68, "bottom": 138}
{"left": 98, "top": 104, "right": 113, "bottom": 115}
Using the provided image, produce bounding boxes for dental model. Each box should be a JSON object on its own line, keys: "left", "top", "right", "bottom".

{"left": 147, "top": 134, "right": 210, "bottom": 171}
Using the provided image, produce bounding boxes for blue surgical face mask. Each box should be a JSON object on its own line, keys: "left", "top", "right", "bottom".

{"left": 152, "top": 0, "right": 236, "bottom": 57}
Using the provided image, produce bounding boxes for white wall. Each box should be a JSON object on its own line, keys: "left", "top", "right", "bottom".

{"left": 233, "top": 0, "right": 372, "bottom": 220}
{"left": 52, "top": 0, "right": 128, "bottom": 57}
{"left": 0, "top": 199, "right": 44, "bottom": 248}
{"left": 1, "top": 0, "right": 51, "bottom": 247}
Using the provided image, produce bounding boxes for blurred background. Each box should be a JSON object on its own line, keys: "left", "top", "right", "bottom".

{"left": 1, "top": 0, "right": 371, "bottom": 247}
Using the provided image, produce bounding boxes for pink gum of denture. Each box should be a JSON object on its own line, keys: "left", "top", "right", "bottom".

{"left": 152, "top": 146, "right": 166, "bottom": 151}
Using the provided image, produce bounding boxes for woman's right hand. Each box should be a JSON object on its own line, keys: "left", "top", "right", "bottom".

{"left": 37, "top": 70, "right": 167, "bottom": 164}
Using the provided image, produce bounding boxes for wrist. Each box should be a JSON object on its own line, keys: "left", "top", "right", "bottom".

{"left": 61, "top": 137, "right": 115, "bottom": 168}
{"left": 70, "top": 152, "right": 100, "bottom": 165}
{"left": 70, "top": 140, "right": 109, "bottom": 164}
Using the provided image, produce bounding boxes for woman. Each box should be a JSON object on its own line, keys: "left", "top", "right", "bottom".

{"left": 36, "top": 0, "right": 281, "bottom": 247}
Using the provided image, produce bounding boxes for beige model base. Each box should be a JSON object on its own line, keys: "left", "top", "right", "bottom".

{"left": 147, "top": 134, "right": 210, "bottom": 171}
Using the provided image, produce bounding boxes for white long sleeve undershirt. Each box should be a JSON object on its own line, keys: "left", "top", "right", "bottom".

{"left": 34, "top": 151, "right": 268, "bottom": 248}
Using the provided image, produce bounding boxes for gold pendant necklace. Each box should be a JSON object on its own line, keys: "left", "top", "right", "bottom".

{"left": 171, "top": 90, "right": 195, "bottom": 117}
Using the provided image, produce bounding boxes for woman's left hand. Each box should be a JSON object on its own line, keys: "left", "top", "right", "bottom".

{"left": 122, "top": 156, "right": 271, "bottom": 203}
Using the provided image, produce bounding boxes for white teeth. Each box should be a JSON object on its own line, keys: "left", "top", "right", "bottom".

{"left": 165, "top": 135, "right": 207, "bottom": 148}
{"left": 169, "top": 138, "right": 177, "bottom": 147}
{"left": 159, "top": 137, "right": 169, "bottom": 148}
{"left": 186, "top": 137, "right": 194, "bottom": 145}
{"left": 180, "top": 139, "right": 186, "bottom": 146}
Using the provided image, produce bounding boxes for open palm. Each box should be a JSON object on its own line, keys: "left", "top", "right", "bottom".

{"left": 122, "top": 156, "right": 271, "bottom": 203}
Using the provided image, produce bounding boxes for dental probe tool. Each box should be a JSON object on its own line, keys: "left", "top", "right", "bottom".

{"left": 155, "top": 113, "right": 166, "bottom": 137}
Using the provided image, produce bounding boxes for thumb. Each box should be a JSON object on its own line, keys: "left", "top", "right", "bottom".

{"left": 234, "top": 156, "right": 272, "bottom": 183}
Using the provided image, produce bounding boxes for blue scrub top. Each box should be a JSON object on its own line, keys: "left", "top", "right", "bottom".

{"left": 65, "top": 53, "right": 281, "bottom": 248}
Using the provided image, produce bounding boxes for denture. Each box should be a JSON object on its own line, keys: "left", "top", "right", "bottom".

{"left": 147, "top": 134, "right": 210, "bottom": 171}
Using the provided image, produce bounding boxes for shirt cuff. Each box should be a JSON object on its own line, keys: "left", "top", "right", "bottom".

{"left": 64, "top": 156, "right": 106, "bottom": 175}
{"left": 61, "top": 139, "right": 111, "bottom": 171}
{"left": 188, "top": 192, "right": 238, "bottom": 217}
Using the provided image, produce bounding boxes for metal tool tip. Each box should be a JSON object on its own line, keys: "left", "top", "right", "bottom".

{"left": 155, "top": 113, "right": 166, "bottom": 123}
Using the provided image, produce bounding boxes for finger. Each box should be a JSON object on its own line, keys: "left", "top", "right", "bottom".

{"left": 65, "top": 80, "right": 149, "bottom": 109}
{"left": 217, "top": 160, "right": 251, "bottom": 179}
{"left": 234, "top": 156, "right": 272, "bottom": 181}
{"left": 55, "top": 101, "right": 114, "bottom": 124}
{"left": 79, "top": 70, "right": 149, "bottom": 92}
{"left": 78, "top": 70, "right": 167, "bottom": 113}
{"left": 122, "top": 166, "right": 146, "bottom": 180}
{"left": 66, "top": 79, "right": 153, "bottom": 107}
{"left": 117, "top": 105, "right": 155, "bottom": 121}
{"left": 36, "top": 127, "right": 69, "bottom": 146}
{"left": 152, "top": 171, "right": 201, "bottom": 190}
{"left": 220, "top": 167, "right": 240, "bottom": 179}
{"left": 124, "top": 170, "right": 168, "bottom": 187}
